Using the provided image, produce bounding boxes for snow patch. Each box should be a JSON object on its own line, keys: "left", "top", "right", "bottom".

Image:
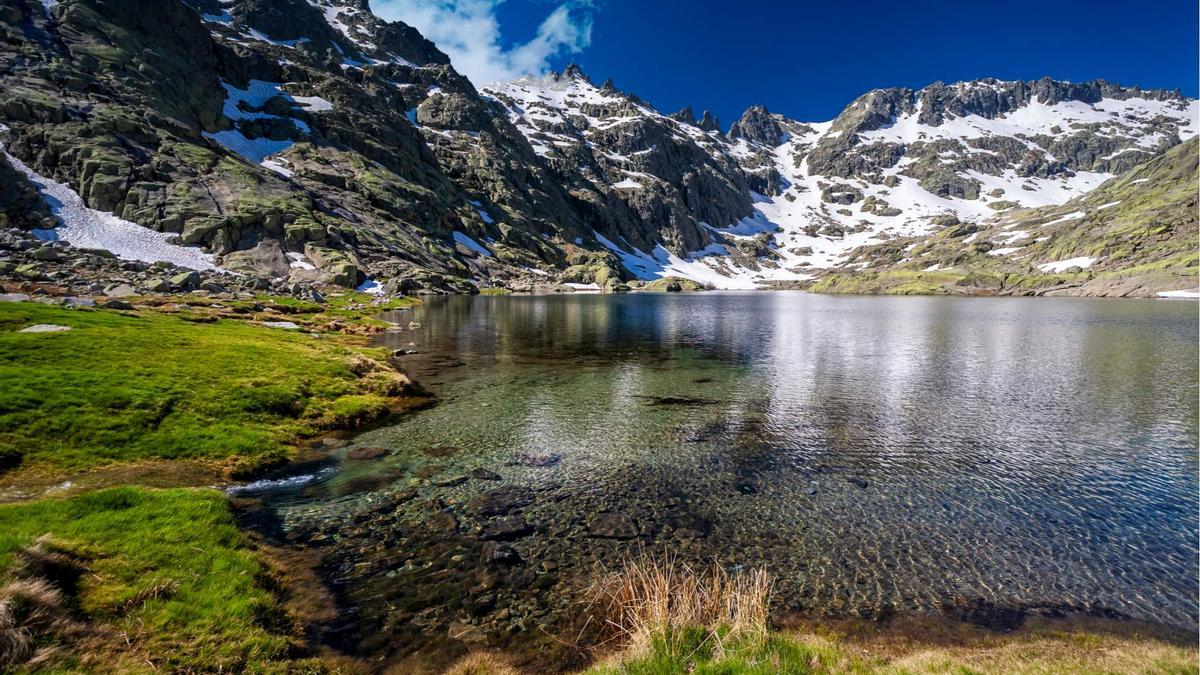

{"left": 452, "top": 231, "right": 492, "bottom": 258}
{"left": 260, "top": 158, "right": 294, "bottom": 178}
{"left": 357, "top": 279, "right": 385, "bottom": 294}
{"left": 286, "top": 252, "right": 316, "bottom": 270}
{"left": 5, "top": 150, "right": 219, "bottom": 271}
{"left": 1040, "top": 211, "right": 1086, "bottom": 227}
{"left": 293, "top": 95, "right": 333, "bottom": 112}
{"left": 203, "top": 130, "right": 294, "bottom": 165}
{"left": 1037, "top": 256, "right": 1097, "bottom": 272}
{"left": 1157, "top": 289, "right": 1200, "bottom": 299}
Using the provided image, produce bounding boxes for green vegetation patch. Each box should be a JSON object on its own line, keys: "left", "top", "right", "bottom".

{"left": 587, "top": 627, "right": 870, "bottom": 675}
{"left": 585, "top": 624, "right": 1199, "bottom": 675}
{"left": 0, "top": 486, "right": 310, "bottom": 672}
{"left": 0, "top": 302, "right": 408, "bottom": 476}
{"left": 811, "top": 269, "right": 966, "bottom": 295}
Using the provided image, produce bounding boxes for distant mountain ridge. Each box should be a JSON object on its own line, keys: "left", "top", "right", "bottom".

{"left": 0, "top": 0, "right": 1195, "bottom": 295}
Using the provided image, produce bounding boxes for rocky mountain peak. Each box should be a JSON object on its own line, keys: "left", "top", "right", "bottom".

{"left": 560, "top": 63, "right": 590, "bottom": 83}
{"left": 729, "top": 105, "right": 783, "bottom": 145}
{"left": 668, "top": 106, "right": 696, "bottom": 124}
{"left": 697, "top": 110, "right": 721, "bottom": 132}
{"left": 1, "top": 0, "right": 1195, "bottom": 293}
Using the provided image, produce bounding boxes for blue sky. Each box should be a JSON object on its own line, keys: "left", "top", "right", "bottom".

{"left": 378, "top": 0, "right": 1198, "bottom": 127}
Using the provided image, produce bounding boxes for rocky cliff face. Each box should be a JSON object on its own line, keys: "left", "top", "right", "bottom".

{"left": 0, "top": 0, "right": 1195, "bottom": 294}
{"left": 810, "top": 139, "right": 1199, "bottom": 297}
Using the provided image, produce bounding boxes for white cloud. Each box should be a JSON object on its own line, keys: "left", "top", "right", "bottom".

{"left": 372, "top": 0, "right": 594, "bottom": 86}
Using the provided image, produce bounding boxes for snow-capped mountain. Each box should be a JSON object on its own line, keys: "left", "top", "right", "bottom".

{"left": 1, "top": 0, "right": 1195, "bottom": 294}
{"left": 486, "top": 70, "right": 1197, "bottom": 288}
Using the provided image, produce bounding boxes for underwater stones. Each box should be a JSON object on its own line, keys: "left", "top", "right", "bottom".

{"left": 735, "top": 480, "right": 758, "bottom": 495}
{"left": 414, "top": 464, "right": 445, "bottom": 478}
{"left": 424, "top": 445, "right": 461, "bottom": 457}
{"left": 665, "top": 512, "right": 712, "bottom": 539}
{"left": 942, "top": 598, "right": 1028, "bottom": 631}
{"left": 347, "top": 446, "right": 389, "bottom": 460}
{"left": 424, "top": 511, "right": 458, "bottom": 534}
{"left": 511, "top": 452, "right": 560, "bottom": 467}
{"left": 467, "top": 487, "right": 534, "bottom": 517}
{"left": 433, "top": 475, "right": 469, "bottom": 488}
{"left": 470, "top": 467, "right": 501, "bottom": 481}
{"left": 480, "top": 516, "right": 533, "bottom": 541}
{"left": 480, "top": 541, "right": 522, "bottom": 566}
{"left": 587, "top": 513, "right": 639, "bottom": 539}
{"left": 389, "top": 489, "right": 418, "bottom": 506}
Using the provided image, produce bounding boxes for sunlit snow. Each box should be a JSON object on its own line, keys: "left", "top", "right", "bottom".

{"left": 4, "top": 150, "right": 219, "bottom": 271}
{"left": 453, "top": 231, "right": 493, "bottom": 258}
{"left": 1037, "top": 256, "right": 1098, "bottom": 272}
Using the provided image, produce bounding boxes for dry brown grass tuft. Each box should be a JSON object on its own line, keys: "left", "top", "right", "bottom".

{"left": 0, "top": 536, "right": 93, "bottom": 670}
{"left": 589, "top": 555, "right": 773, "bottom": 655}
{"left": 442, "top": 651, "right": 521, "bottom": 675}
{"left": 0, "top": 578, "right": 74, "bottom": 668}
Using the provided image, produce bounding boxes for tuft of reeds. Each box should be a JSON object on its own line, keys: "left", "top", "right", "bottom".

{"left": 442, "top": 651, "right": 521, "bottom": 675}
{"left": 588, "top": 555, "right": 773, "bottom": 659}
{"left": 0, "top": 536, "right": 89, "bottom": 670}
{"left": 0, "top": 578, "right": 71, "bottom": 668}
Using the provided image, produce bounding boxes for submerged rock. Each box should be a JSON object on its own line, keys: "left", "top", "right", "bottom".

{"left": 588, "top": 513, "right": 639, "bottom": 539}
{"left": 480, "top": 516, "right": 533, "bottom": 541}
{"left": 347, "top": 446, "right": 389, "bottom": 460}
{"left": 511, "top": 452, "right": 561, "bottom": 467}
{"left": 467, "top": 487, "right": 534, "bottom": 516}
{"left": 424, "top": 511, "right": 459, "bottom": 534}
{"left": 480, "top": 541, "right": 522, "bottom": 566}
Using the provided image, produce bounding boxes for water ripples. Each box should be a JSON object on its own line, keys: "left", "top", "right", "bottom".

{"left": 244, "top": 293, "right": 1198, "bottom": 658}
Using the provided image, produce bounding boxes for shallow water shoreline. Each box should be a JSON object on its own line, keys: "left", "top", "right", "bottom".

{"left": 230, "top": 291, "right": 1198, "bottom": 669}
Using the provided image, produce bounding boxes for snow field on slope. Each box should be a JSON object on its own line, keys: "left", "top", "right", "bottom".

{"left": 4, "top": 150, "right": 220, "bottom": 271}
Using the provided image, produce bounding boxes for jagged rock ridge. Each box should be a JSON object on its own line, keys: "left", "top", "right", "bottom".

{"left": 0, "top": 0, "right": 1195, "bottom": 293}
